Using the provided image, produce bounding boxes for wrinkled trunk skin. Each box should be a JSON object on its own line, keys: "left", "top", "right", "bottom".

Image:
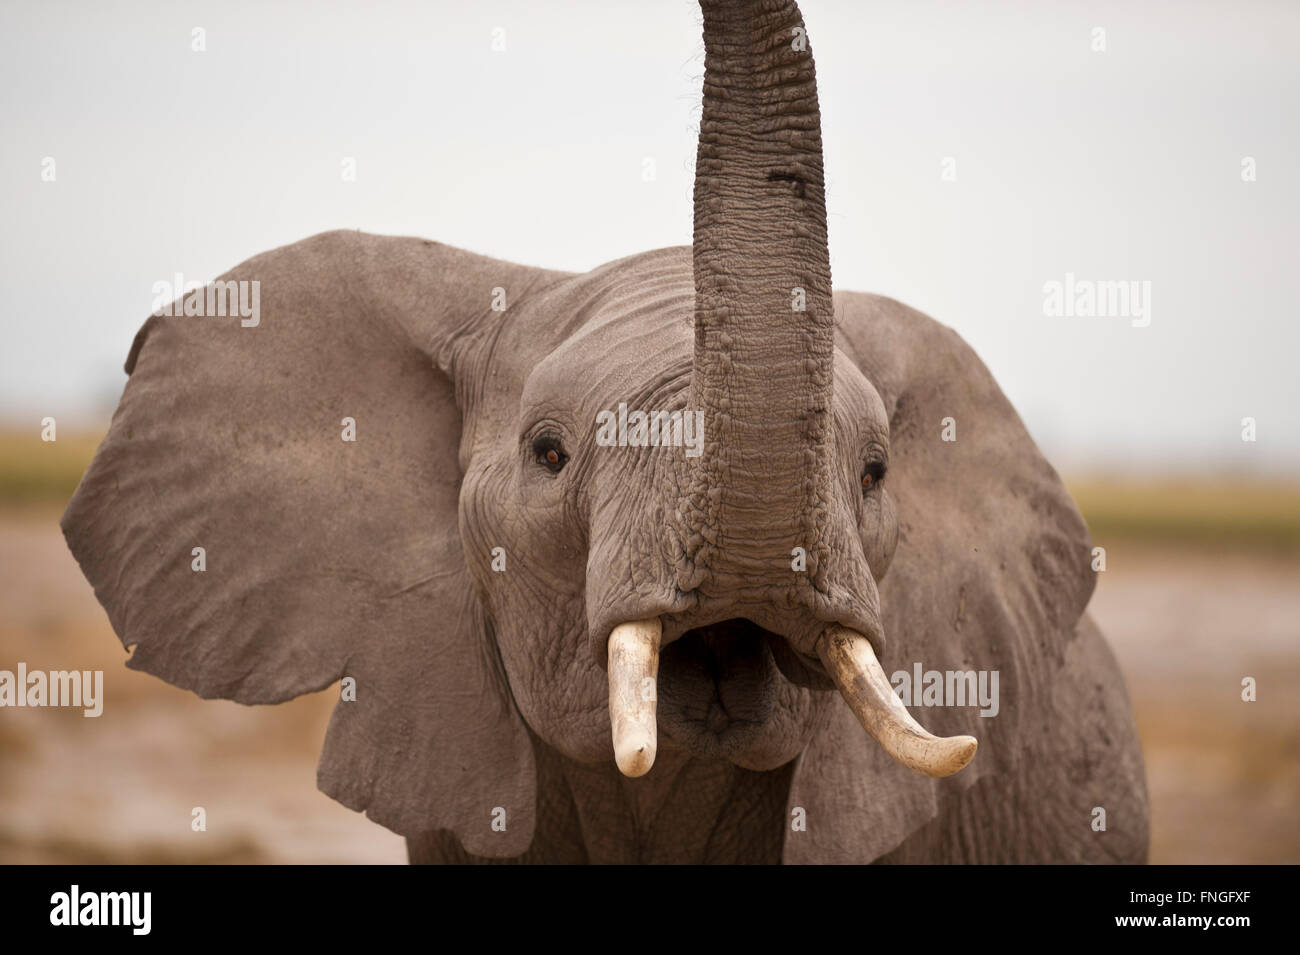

{"left": 684, "top": 0, "right": 853, "bottom": 647}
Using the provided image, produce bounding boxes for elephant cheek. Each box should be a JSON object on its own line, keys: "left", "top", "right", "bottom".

{"left": 861, "top": 488, "right": 899, "bottom": 580}
{"left": 491, "top": 619, "right": 614, "bottom": 763}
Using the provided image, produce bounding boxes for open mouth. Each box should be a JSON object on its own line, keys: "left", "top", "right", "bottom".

{"left": 655, "top": 618, "right": 830, "bottom": 759}
{"left": 605, "top": 616, "right": 978, "bottom": 779}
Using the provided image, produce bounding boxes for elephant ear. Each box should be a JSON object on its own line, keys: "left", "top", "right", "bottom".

{"left": 62, "top": 229, "right": 568, "bottom": 858}
{"left": 784, "top": 291, "right": 1096, "bottom": 863}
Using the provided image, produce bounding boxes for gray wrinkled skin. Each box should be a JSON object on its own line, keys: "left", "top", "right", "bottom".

{"left": 61, "top": 0, "right": 1148, "bottom": 864}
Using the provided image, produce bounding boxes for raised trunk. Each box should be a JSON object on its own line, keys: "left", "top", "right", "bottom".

{"left": 687, "top": 0, "right": 836, "bottom": 588}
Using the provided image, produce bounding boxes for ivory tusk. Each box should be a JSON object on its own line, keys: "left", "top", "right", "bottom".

{"left": 816, "top": 624, "right": 977, "bottom": 778}
{"left": 607, "top": 618, "right": 662, "bottom": 778}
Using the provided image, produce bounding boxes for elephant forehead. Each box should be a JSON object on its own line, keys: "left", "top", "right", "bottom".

{"left": 512, "top": 248, "right": 887, "bottom": 444}
{"left": 831, "top": 350, "right": 890, "bottom": 446}
{"left": 520, "top": 272, "right": 696, "bottom": 414}
{"left": 519, "top": 323, "right": 890, "bottom": 456}
{"left": 529, "top": 318, "right": 691, "bottom": 399}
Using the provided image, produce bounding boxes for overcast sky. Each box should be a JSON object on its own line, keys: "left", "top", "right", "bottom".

{"left": 2, "top": 0, "right": 1297, "bottom": 474}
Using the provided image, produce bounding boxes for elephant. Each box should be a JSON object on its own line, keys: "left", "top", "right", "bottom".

{"left": 61, "top": 0, "right": 1149, "bottom": 864}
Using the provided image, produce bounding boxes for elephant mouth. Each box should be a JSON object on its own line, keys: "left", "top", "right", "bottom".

{"left": 655, "top": 618, "right": 830, "bottom": 761}
{"left": 606, "top": 616, "right": 979, "bottom": 779}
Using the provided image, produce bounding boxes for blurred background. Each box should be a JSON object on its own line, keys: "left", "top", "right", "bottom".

{"left": 1, "top": 0, "right": 1296, "bottom": 862}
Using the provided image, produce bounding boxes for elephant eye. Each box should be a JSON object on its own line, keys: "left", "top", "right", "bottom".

{"left": 532, "top": 434, "right": 568, "bottom": 474}
{"left": 861, "top": 461, "right": 886, "bottom": 492}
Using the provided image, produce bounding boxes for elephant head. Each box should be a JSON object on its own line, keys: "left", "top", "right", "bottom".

{"left": 62, "top": 0, "right": 1147, "bottom": 863}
